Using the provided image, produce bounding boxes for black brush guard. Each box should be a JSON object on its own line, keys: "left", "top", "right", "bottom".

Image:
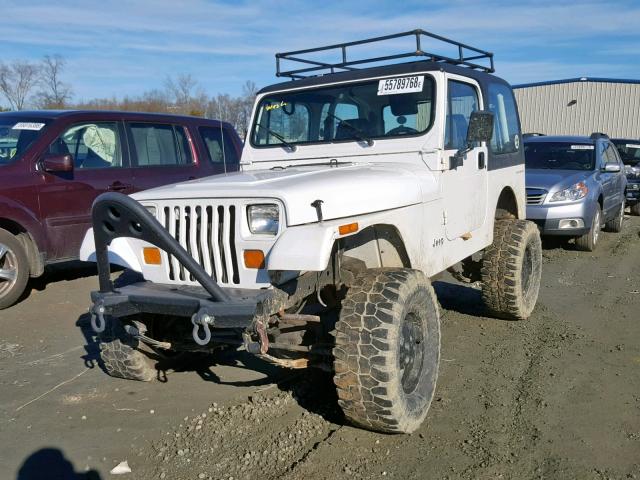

{"left": 88, "top": 192, "right": 266, "bottom": 346}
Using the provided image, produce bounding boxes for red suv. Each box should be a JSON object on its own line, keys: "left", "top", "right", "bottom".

{"left": 0, "top": 110, "right": 242, "bottom": 308}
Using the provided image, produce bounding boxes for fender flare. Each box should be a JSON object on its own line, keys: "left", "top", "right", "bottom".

{"left": 268, "top": 222, "right": 338, "bottom": 271}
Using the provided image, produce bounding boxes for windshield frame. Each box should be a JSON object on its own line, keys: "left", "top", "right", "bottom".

{"left": 249, "top": 73, "right": 437, "bottom": 150}
{"left": 0, "top": 117, "right": 52, "bottom": 166}
{"left": 524, "top": 141, "right": 596, "bottom": 171}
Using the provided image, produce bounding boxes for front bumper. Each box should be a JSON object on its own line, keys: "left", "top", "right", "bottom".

{"left": 91, "top": 282, "right": 262, "bottom": 329}
{"left": 526, "top": 200, "right": 593, "bottom": 236}
{"left": 626, "top": 180, "right": 640, "bottom": 205}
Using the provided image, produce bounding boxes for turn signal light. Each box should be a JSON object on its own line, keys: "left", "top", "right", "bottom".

{"left": 338, "top": 222, "right": 359, "bottom": 235}
{"left": 143, "top": 247, "right": 162, "bottom": 265}
{"left": 244, "top": 250, "right": 265, "bottom": 269}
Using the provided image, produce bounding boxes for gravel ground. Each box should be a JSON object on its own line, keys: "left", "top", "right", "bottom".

{"left": 1, "top": 216, "right": 639, "bottom": 479}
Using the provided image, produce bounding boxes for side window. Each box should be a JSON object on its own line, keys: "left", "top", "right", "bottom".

{"left": 603, "top": 143, "right": 622, "bottom": 169}
{"left": 445, "top": 80, "right": 479, "bottom": 150}
{"left": 199, "top": 127, "right": 239, "bottom": 165}
{"left": 488, "top": 83, "right": 520, "bottom": 155}
{"left": 50, "top": 122, "right": 122, "bottom": 169}
{"left": 128, "top": 123, "right": 193, "bottom": 167}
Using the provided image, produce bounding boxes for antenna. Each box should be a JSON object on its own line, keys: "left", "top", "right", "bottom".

{"left": 217, "top": 103, "right": 227, "bottom": 174}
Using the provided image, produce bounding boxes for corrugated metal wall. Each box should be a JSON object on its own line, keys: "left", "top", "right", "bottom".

{"left": 513, "top": 80, "right": 640, "bottom": 139}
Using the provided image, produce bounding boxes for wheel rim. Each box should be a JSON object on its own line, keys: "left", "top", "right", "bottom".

{"left": 521, "top": 241, "right": 534, "bottom": 297}
{"left": 399, "top": 312, "right": 425, "bottom": 394}
{"left": 592, "top": 210, "right": 601, "bottom": 245}
{"left": 619, "top": 203, "right": 625, "bottom": 224}
{"left": 0, "top": 242, "right": 19, "bottom": 297}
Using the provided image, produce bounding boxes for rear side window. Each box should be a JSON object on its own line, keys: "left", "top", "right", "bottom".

{"left": 128, "top": 123, "right": 193, "bottom": 167}
{"left": 488, "top": 83, "right": 520, "bottom": 155}
{"left": 199, "top": 127, "right": 239, "bottom": 165}
{"left": 50, "top": 122, "right": 122, "bottom": 169}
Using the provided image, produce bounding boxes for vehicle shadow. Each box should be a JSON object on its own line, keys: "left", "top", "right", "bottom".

{"left": 16, "top": 448, "right": 101, "bottom": 479}
{"left": 432, "top": 280, "right": 487, "bottom": 318}
{"left": 541, "top": 236, "right": 574, "bottom": 251}
{"left": 27, "top": 261, "right": 100, "bottom": 293}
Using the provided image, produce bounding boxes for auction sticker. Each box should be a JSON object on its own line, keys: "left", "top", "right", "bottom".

{"left": 13, "top": 122, "right": 45, "bottom": 131}
{"left": 570, "top": 145, "right": 594, "bottom": 150}
{"left": 626, "top": 144, "right": 640, "bottom": 149}
{"left": 378, "top": 76, "right": 424, "bottom": 95}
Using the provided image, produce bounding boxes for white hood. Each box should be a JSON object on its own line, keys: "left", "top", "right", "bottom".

{"left": 132, "top": 162, "right": 423, "bottom": 226}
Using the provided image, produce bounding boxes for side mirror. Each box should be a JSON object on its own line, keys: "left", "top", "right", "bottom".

{"left": 603, "top": 162, "right": 621, "bottom": 173}
{"left": 451, "top": 111, "right": 495, "bottom": 170}
{"left": 42, "top": 154, "right": 74, "bottom": 173}
{"left": 466, "top": 110, "right": 494, "bottom": 144}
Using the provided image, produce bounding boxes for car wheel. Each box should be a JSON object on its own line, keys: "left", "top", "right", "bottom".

{"left": 333, "top": 268, "right": 440, "bottom": 433}
{"left": 605, "top": 201, "right": 625, "bottom": 233}
{"left": 575, "top": 205, "right": 601, "bottom": 251}
{"left": 0, "top": 228, "right": 30, "bottom": 310}
{"left": 481, "top": 219, "right": 542, "bottom": 320}
{"left": 630, "top": 203, "right": 640, "bottom": 216}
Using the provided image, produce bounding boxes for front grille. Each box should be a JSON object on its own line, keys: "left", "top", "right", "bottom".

{"left": 159, "top": 203, "right": 240, "bottom": 285}
{"left": 526, "top": 188, "right": 547, "bottom": 205}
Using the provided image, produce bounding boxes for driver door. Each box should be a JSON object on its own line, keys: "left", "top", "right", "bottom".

{"left": 441, "top": 76, "right": 488, "bottom": 240}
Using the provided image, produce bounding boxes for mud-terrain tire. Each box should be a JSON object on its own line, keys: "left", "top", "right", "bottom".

{"left": 630, "top": 203, "right": 640, "bottom": 216}
{"left": 333, "top": 268, "right": 440, "bottom": 434}
{"left": 99, "top": 317, "right": 157, "bottom": 382}
{"left": 0, "top": 228, "right": 29, "bottom": 310}
{"left": 605, "top": 201, "right": 625, "bottom": 233}
{"left": 575, "top": 205, "right": 602, "bottom": 252}
{"left": 481, "top": 219, "right": 542, "bottom": 320}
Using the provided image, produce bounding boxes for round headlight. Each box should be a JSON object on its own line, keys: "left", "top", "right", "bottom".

{"left": 247, "top": 204, "right": 279, "bottom": 235}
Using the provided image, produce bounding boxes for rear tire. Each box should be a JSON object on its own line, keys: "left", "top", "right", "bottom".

{"left": 99, "top": 318, "right": 157, "bottom": 382}
{"left": 333, "top": 268, "right": 440, "bottom": 433}
{"left": 605, "top": 201, "right": 625, "bottom": 233}
{"left": 0, "top": 228, "right": 30, "bottom": 310}
{"left": 630, "top": 203, "right": 640, "bottom": 216}
{"left": 481, "top": 219, "right": 542, "bottom": 320}
{"left": 575, "top": 206, "right": 601, "bottom": 251}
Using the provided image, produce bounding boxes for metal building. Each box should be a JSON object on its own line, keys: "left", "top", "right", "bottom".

{"left": 513, "top": 78, "right": 640, "bottom": 139}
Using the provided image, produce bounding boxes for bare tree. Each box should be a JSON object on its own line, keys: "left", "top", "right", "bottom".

{"left": 35, "top": 55, "right": 72, "bottom": 109}
{"left": 0, "top": 61, "right": 40, "bottom": 110}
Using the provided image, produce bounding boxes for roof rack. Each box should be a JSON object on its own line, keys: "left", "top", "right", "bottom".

{"left": 275, "top": 29, "right": 494, "bottom": 80}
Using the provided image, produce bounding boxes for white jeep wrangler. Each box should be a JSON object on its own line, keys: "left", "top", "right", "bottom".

{"left": 81, "top": 30, "right": 542, "bottom": 433}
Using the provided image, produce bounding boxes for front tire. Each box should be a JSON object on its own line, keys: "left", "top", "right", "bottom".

{"left": 575, "top": 205, "right": 601, "bottom": 251}
{"left": 99, "top": 318, "right": 157, "bottom": 382}
{"left": 481, "top": 219, "right": 542, "bottom": 320}
{"left": 630, "top": 202, "right": 640, "bottom": 216}
{"left": 605, "top": 201, "right": 625, "bottom": 233}
{"left": 0, "top": 228, "right": 30, "bottom": 310}
{"left": 333, "top": 268, "right": 440, "bottom": 433}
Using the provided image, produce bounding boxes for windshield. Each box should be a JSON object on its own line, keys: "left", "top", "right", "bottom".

{"left": 612, "top": 140, "right": 640, "bottom": 165}
{"left": 0, "top": 118, "right": 50, "bottom": 165}
{"left": 524, "top": 142, "right": 595, "bottom": 170}
{"left": 251, "top": 74, "right": 435, "bottom": 148}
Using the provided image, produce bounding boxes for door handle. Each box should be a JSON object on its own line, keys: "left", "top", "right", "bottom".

{"left": 108, "top": 182, "right": 131, "bottom": 192}
{"left": 478, "top": 152, "right": 486, "bottom": 169}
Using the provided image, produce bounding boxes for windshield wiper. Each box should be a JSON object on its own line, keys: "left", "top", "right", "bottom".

{"left": 325, "top": 112, "right": 374, "bottom": 146}
{"left": 254, "top": 123, "right": 297, "bottom": 152}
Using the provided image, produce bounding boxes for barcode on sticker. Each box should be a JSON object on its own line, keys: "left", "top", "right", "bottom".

{"left": 13, "top": 122, "right": 45, "bottom": 131}
{"left": 571, "top": 145, "right": 594, "bottom": 150}
{"left": 377, "top": 76, "right": 424, "bottom": 95}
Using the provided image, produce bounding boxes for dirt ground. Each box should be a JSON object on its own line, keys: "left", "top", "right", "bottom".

{"left": 1, "top": 216, "right": 639, "bottom": 480}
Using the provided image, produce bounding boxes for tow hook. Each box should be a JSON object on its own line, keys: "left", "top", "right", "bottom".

{"left": 90, "top": 301, "right": 106, "bottom": 334}
{"left": 191, "top": 308, "right": 215, "bottom": 346}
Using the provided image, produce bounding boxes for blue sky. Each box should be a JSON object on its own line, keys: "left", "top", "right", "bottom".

{"left": 3, "top": 0, "right": 640, "bottom": 102}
